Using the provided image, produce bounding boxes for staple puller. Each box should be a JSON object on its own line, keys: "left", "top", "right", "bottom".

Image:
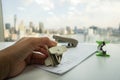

{"left": 45, "top": 35, "right": 78, "bottom": 66}
{"left": 53, "top": 35, "right": 78, "bottom": 48}
{"left": 45, "top": 46, "right": 67, "bottom": 66}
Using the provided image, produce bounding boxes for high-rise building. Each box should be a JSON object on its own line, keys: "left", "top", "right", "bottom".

{"left": 38, "top": 22, "right": 44, "bottom": 33}
{"left": 74, "top": 26, "right": 78, "bottom": 34}
{"left": 66, "top": 26, "right": 72, "bottom": 34}
{"left": 18, "top": 20, "right": 26, "bottom": 38}
{"left": 5, "top": 23, "right": 11, "bottom": 29}
{"left": 14, "top": 14, "right": 17, "bottom": 30}
{"left": 29, "top": 21, "right": 35, "bottom": 32}
{"left": 29, "top": 21, "right": 34, "bottom": 28}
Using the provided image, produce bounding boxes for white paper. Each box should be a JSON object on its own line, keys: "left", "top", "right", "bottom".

{"left": 0, "top": 42, "right": 14, "bottom": 50}
{"left": 36, "top": 44, "right": 97, "bottom": 74}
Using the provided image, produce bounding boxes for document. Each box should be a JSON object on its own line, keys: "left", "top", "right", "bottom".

{"left": 36, "top": 44, "right": 97, "bottom": 74}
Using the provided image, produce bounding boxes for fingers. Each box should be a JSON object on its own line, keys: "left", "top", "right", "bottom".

{"left": 29, "top": 37, "right": 57, "bottom": 65}
{"left": 34, "top": 46, "right": 48, "bottom": 57}
{"left": 37, "top": 37, "right": 57, "bottom": 48}
{"left": 48, "top": 40, "right": 57, "bottom": 48}
{"left": 17, "top": 37, "right": 57, "bottom": 65}
{"left": 34, "top": 37, "right": 57, "bottom": 46}
{"left": 30, "top": 53, "right": 47, "bottom": 65}
{"left": 25, "top": 46, "right": 49, "bottom": 65}
{"left": 15, "top": 37, "right": 57, "bottom": 49}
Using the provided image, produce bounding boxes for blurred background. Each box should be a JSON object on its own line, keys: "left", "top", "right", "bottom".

{"left": 1, "top": 0, "right": 120, "bottom": 43}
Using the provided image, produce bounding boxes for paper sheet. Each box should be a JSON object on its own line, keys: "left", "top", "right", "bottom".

{"left": 36, "top": 44, "right": 97, "bottom": 74}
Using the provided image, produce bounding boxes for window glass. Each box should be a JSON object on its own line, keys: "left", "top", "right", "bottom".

{"left": 2, "top": 0, "right": 120, "bottom": 43}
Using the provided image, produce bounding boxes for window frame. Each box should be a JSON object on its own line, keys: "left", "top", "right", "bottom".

{"left": 0, "top": 0, "right": 4, "bottom": 42}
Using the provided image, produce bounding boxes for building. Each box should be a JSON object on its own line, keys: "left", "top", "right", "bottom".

{"left": 66, "top": 26, "right": 72, "bottom": 34}
{"left": 14, "top": 15, "right": 17, "bottom": 30}
{"left": 29, "top": 21, "right": 36, "bottom": 32}
{"left": 5, "top": 23, "right": 11, "bottom": 29}
{"left": 18, "top": 20, "right": 26, "bottom": 38}
{"left": 38, "top": 22, "right": 44, "bottom": 33}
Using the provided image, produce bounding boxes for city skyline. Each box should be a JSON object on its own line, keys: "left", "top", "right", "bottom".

{"left": 2, "top": 0, "right": 120, "bottom": 29}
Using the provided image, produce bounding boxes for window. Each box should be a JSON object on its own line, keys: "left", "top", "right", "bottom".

{"left": 2, "top": 0, "right": 120, "bottom": 43}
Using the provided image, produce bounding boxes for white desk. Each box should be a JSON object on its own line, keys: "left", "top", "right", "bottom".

{"left": 0, "top": 42, "right": 120, "bottom": 80}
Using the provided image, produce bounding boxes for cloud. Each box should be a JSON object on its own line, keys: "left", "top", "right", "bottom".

{"left": 23, "top": 0, "right": 34, "bottom": 6}
{"left": 68, "top": 6, "right": 76, "bottom": 11}
{"left": 85, "top": 1, "right": 120, "bottom": 17}
{"left": 22, "top": 0, "right": 54, "bottom": 11}
{"left": 60, "top": 0, "right": 99, "bottom": 6}
{"left": 44, "top": 0, "right": 120, "bottom": 28}
{"left": 35, "top": 0, "right": 54, "bottom": 11}
{"left": 6, "top": 0, "right": 120, "bottom": 28}
{"left": 69, "top": 0, "right": 82, "bottom": 6}
{"left": 17, "top": 7, "right": 26, "bottom": 11}
{"left": 22, "top": 0, "right": 120, "bottom": 28}
{"left": 67, "top": 0, "right": 120, "bottom": 27}
{"left": 48, "top": 11, "right": 54, "bottom": 15}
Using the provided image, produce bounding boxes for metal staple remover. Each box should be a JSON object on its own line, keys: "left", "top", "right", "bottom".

{"left": 44, "top": 35, "right": 78, "bottom": 66}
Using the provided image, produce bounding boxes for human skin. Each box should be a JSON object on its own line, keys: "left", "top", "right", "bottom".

{"left": 0, "top": 37, "right": 57, "bottom": 80}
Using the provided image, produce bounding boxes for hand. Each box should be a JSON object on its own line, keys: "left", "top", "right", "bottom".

{"left": 1, "top": 37, "right": 57, "bottom": 78}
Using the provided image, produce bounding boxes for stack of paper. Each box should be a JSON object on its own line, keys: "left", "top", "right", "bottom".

{"left": 36, "top": 44, "right": 97, "bottom": 74}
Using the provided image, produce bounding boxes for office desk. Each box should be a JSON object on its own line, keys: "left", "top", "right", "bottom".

{"left": 0, "top": 42, "right": 120, "bottom": 80}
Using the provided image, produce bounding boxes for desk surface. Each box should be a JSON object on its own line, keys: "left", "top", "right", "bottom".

{"left": 0, "top": 42, "right": 120, "bottom": 80}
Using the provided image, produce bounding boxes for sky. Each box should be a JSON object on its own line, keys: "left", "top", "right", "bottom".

{"left": 2, "top": 0, "right": 120, "bottom": 29}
